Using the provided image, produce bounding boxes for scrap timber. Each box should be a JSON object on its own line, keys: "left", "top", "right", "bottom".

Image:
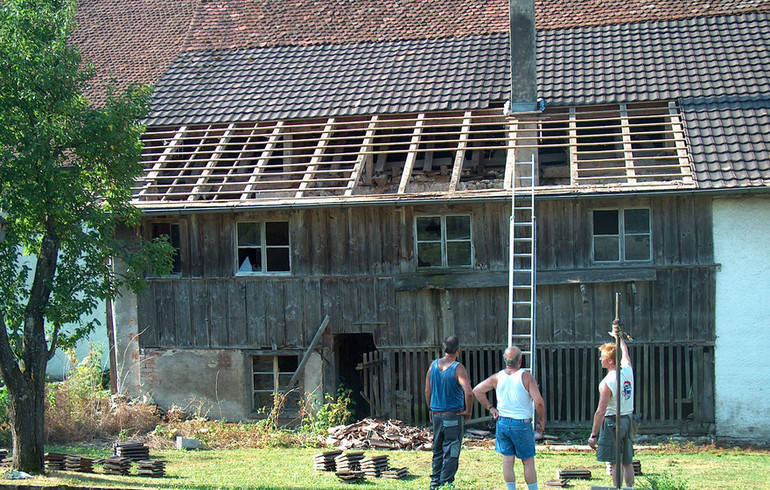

{"left": 326, "top": 418, "right": 432, "bottom": 450}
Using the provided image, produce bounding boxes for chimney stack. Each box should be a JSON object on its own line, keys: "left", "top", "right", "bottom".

{"left": 509, "top": 0, "right": 537, "bottom": 113}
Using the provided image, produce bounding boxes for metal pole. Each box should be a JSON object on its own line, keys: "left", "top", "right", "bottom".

{"left": 612, "top": 292, "right": 622, "bottom": 489}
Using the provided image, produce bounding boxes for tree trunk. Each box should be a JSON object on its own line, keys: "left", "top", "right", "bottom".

{"left": 7, "top": 373, "right": 46, "bottom": 473}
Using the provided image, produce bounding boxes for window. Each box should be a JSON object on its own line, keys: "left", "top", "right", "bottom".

{"left": 416, "top": 215, "right": 472, "bottom": 267}
{"left": 251, "top": 354, "right": 300, "bottom": 412}
{"left": 592, "top": 209, "right": 651, "bottom": 262}
{"left": 150, "top": 222, "right": 181, "bottom": 275}
{"left": 236, "top": 221, "right": 290, "bottom": 273}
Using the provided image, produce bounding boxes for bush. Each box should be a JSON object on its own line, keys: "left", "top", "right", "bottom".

{"left": 0, "top": 385, "right": 11, "bottom": 445}
{"left": 299, "top": 386, "right": 353, "bottom": 437}
{"left": 46, "top": 345, "right": 162, "bottom": 442}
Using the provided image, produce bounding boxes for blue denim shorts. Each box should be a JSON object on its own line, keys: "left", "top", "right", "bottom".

{"left": 495, "top": 417, "right": 536, "bottom": 459}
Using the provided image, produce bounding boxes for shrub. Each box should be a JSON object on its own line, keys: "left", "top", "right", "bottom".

{"left": 299, "top": 386, "right": 353, "bottom": 437}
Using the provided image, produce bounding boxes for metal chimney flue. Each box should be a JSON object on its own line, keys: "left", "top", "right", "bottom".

{"left": 509, "top": 0, "right": 537, "bottom": 113}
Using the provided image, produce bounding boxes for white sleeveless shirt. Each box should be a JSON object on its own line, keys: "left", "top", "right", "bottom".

{"left": 601, "top": 365, "right": 634, "bottom": 416}
{"left": 496, "top": 369, "right": 534, "bottom": 419}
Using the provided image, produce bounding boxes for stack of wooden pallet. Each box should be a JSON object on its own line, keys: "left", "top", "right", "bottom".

{"left": 361, "top": 454, "right": 389, "bottom": 477}
{"left": 312, "top": 450, "right": 342, "bottom": 472}
{"left": 137, "top": 459, "right": 166, "bottom": 477}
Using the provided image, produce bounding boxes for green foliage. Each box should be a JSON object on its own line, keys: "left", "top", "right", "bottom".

{"left": 638, "top": 471, "right": 690, "bottom": 490}
{"left": 0, "top": 0, "right": 173, "bottom": 355}
{"left": 0, "top": 385, "right": 11, "bottom": 445}
{"left": 299, "top": 386, "right": 354, "bottom": 436}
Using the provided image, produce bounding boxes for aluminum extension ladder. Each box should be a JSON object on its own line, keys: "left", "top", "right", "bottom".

{"left": 507, "top": 154, "right": 536, "bottom": 374}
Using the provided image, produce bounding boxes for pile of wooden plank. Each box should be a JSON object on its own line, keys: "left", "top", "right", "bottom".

{"left": 113, "top": 440, "right": 150, "bottom": 460}
{"left": 334, "top": 451, "right": 364, "bottom": 472}
{"left": 312, "top": 450, "right": 342, "bottom": 471}
{"left": 335, "top": 470, "right": 365, "bottom": 483}
{"left": 45, "top": 452, "right": 67, "bottom": 471}
{"left": 64, "top": 455, "right": 94, "bottom": 473}
{"left": 381, "top": 467, "right": 410, "bottom": 480}
{"left": 137, "top": 459, "right": 166, "bottom": 477}
{"left": 326, "top": 418, "right": 432, "bottom": 450}
{"left": 361, "top": 455, "right": 389, "bottom": 477}
{"left": 557, "top": 468, "right": 592, "bottom": 479}
{"left": 103, "top": 456, "right": 132, "bottom": 476}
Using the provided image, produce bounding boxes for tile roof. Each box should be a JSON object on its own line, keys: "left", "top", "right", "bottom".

{"left": 72, "top": 0, "right": 770, "bottom": 104}
{"left": 145, "top": 12, "right": 770, "bottom": 126}
{"left": 682, "top": 96, "right": 770, "bottom": 189}
{"left": 538, "top": 12, "right": 770, "bottom": 106}
{"left": 71, "top": 0, "right": 198, "bottom": 106}
{"left": 145, "top": 35, "right": 510, "bottom": 126}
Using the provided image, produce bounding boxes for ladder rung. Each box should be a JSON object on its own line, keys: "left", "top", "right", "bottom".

{"left": 510, "top": 334, "right": 532, "bottom": 338}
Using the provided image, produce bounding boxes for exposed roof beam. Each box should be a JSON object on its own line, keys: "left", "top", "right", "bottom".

{"left": 398, "top": 113, "right": 426, "bottom": 194}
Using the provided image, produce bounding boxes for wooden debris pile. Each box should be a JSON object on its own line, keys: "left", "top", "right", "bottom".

{"left": 326, "top": 418, "right": 432, "bottom": 450}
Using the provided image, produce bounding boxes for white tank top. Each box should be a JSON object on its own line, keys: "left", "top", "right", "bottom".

{"left": 496, "top": 369, "right": 534, "bottom": 419}
{"left": 601, "top": 365, "right": 634, "bottom": 416}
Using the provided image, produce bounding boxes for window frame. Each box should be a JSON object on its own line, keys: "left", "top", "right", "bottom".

{"left": 235, "top": 220, "right": 291, "bottom": 275}
{"left": 149, "top": 221, "right": 182, "bottom": 276}
{"left": 591, "top": 208, "right": 652, "bottom": 263}
{"left": 250, "top": 352, "right": 301, "bottom": 414}
{"left": 414, "top": 214, "right": 474, "bottom": 268}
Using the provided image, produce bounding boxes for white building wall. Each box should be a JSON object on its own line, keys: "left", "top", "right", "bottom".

{"left": 713, "top": 195, "right": 770, "bottom": 443}
{"left": 18, "top": 255, "right": 109, "bottom": 380}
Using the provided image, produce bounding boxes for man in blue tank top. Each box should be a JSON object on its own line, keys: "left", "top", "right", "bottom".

{"left": 424, "top": 335, "right": 473, "bottom": 490}
{"left": 473, "top": 346, "right": 545, "bottom": 490}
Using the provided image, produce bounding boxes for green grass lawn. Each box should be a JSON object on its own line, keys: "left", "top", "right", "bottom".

{"left": 11, "top": 444, "right": 770, "bottom": 489}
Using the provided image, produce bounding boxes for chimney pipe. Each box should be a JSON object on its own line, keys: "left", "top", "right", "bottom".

{"left": 509, "top": 0, "right": 537, "bottom": 113}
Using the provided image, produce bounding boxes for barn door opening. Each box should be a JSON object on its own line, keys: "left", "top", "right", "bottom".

{"left": 334, "top": 333, "right": 376, "bottom": 420}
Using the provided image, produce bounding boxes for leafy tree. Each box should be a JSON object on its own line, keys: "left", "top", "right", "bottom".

{"left": 0, "top": 0, "right": 171, "bottom": 472}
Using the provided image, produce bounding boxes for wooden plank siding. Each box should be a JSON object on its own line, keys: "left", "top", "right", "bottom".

{"left": 137, "top": 194, "right": 716, "bottom": 429}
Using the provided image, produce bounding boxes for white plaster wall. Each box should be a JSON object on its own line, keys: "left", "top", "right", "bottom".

{"left": 713, "top": 196, "right": 770, "bottom": 443}
{"left": 17, "top": 255, "right": 109, "bottom": 380}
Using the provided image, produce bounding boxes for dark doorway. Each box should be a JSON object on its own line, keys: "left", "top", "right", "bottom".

{"left": 334, "top": 333, "right": 377, "bottom": 420}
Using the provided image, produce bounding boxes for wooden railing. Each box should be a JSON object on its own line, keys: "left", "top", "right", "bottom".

{"left": 358, "top": 342, "right": 714, "bottom": 434}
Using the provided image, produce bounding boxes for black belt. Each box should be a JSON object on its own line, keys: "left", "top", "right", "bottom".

{"left": 605, "top": 414, "right": 631, "bottom": 419}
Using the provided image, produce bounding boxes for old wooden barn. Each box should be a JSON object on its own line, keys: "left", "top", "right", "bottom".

{"left": 72, "top": 0, "right": 770, "bottom": 440}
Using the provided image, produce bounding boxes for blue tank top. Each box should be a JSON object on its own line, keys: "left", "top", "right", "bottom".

{"left": 429, "top": 359, "right": 465, "bottom": 412}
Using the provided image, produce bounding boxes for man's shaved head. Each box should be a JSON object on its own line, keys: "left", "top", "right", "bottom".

{"left": 504, "top": 346, "right": 522, "bottom": 367}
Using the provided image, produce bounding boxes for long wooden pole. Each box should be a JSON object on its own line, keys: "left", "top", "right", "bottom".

{"left": 286, "top": 315, "right": 330, "bottom": 391}
{"left": 612, "top": 293, "right": 622, "bottom": 489}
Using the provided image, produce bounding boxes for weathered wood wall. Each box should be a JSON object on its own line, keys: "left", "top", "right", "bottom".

{"left": 137, "top": 194, "right": 715, "bottom": 429}
{"left": 139, "top": 194, "right": 714, "bottom": 348}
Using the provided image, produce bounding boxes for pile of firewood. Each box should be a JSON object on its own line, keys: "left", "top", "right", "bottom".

{"left": 326, "top": 418, "right": 433, "bottom": 450}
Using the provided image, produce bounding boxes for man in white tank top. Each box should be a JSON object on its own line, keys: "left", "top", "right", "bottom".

{"left": 473, "top": 346, "right": 545, "bottom": 490}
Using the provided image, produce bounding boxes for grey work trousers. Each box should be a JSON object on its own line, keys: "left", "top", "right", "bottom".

{"left": 430, "top": 412, "right": 464, "bottom": 489}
